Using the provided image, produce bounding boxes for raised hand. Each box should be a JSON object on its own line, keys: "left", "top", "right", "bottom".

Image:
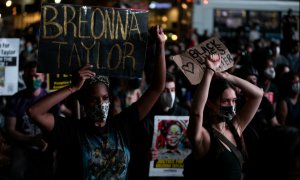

{"left": 206, "top": 54, "right": 221, "bottom": 72}
{"left": 71, "top": 64, "right": 95, "bottom": 91}
{"left": 149, "top": 25, "right": 166, "bottom": 45}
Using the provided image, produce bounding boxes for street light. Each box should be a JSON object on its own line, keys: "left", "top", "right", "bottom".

{"left": 6, "top": 0, "right": 12, "bottom": 7}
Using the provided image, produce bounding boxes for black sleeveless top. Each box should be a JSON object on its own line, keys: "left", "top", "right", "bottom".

{"left": 183, "top": 125, "right": 243, "bottom": 180}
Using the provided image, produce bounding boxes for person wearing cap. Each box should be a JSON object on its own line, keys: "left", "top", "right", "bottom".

{"left": 28, "top": 25, "right": 166, "bottom": 180}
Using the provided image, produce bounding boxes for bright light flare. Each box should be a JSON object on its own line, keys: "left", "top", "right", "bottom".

{"left": 6, "top": 0, "right": 12, "bottom": 7}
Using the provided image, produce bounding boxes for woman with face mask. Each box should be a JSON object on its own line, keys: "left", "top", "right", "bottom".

{"left": 277, "top": 71, "right": 300, "bottom": 129}
{"left": 258, "top": 58, "right": 279, "bottom": 108}
{"left": 183, "top": 55, "right": 263, "bottom": 180}
{"left": 28, "top": 25, "right": 166, "bottom": 180}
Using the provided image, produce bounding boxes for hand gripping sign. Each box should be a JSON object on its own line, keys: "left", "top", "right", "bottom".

{"left": 38, "top": 3, "right": 149, "bottom": 78}
{"left": 172, "top": 37, "right": 234, "bottom": 85}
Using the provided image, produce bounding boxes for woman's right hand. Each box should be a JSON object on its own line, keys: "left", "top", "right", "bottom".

{"left": 71, "top": 64, "right": 95, "bottom": 91}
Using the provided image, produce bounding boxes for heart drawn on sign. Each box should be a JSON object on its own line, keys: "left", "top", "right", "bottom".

{"left": 182, "top": 62, "right": 194, "bottom": 74}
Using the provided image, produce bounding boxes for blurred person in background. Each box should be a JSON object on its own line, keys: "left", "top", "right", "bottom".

{"left": 276, "top": 71, "right": 300, "bottom": 129}
{"left": 249, "top": 23, "right": 261, "bottom": 43}
{"left": 269, "top": 40, "right": 289, "bottom": 68}
{"left": 245, "top": 126, "right": 300, "bottom": 180}
{"left": 257, "top": 58, "right": 279, "bottom": 108}
{"left": 5, "top": 61, "right": 58, "bottom": 180}
{"left": 237, "top": 65, "right": 279, "bottom": 161}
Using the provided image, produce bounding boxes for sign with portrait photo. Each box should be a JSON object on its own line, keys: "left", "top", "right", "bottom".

{"left": 38, "top": 3, "right": 149, "bottom": 78}
{"left": 0, "top": 38, "right": 19, "bottom": 95}
{"left": 172, "top": 37, "right": 234, "bottom": 85}
{"left": 149, "top": 115, "right": 191, "bottom": 177}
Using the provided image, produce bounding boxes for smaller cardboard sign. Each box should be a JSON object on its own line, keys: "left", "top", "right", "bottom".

{"left": 149, "top": 115, "right": 191, "bottom": 177}
{"left": 47, "top": 73, "right": 72, "bottom": 91}
{"left": 173, "top": 37, "right": 234, "bottom": 85}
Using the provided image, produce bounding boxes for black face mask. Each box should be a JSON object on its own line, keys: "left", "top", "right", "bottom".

{"left": 218, "top": 105, "right": 236, "bottom": 121}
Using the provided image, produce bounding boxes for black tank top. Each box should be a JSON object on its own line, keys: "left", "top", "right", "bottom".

{"left": 183, "top": 126, "right": 242, "bottom": 180}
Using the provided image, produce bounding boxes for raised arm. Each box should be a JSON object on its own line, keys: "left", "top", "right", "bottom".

{"left": 135, "top": 25, "right": 166, "bottom": 121}
{"left": 187, "top": 55, "right": 220, "bottom": 158}
{"left": 216, "top": 72, "right": 263, "bottom": 133}
{"left": 28, "top": 65, "right": 95, "bottom": 132}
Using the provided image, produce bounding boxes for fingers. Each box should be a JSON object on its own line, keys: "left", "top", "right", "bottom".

{"left": 78, "top": 64, "right": 96, "bottom": 79}
{"left": 40, "top": 139, "right": 48, "bottom": 152}
{"left": 71, "top": 64, "right": 96, "bottom": 90}
{"left": 151, "top": 148, "right": 158, "bottom": 160}
{"left": 156, "top": 25, "right": 159, "bottom": 33}
{"left": 158, "top": 26, "right": 163, "bottom": 35}
{"left": 149, "top": 26, "right": 156, "bottom": 34}
{"left": 79, "top": 71, "right": 95, "bottom": 78}
{"left": 209, "top": 54, "right": 221, "bottom": 62}
{"left": 156, "top": 25, "right": 162, "bottom": 34}
{"left": 149, "top": 25, "right": 164, "bottom": 35}
{"left": 80, "top": 64, "right": 93, "bottom": 70}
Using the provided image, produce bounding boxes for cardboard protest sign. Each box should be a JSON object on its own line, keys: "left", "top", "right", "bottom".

{"left": 173, "top": 37, "right": 234, "bottom": 85}
{"left": 0, "top": 38, "right": 19, "bottom": 95}
{"left": 38, "top": 3, "right": 149, "bottom": 78}
{"left": 47, "top": 73, "right": 72, "bottom": 91}
{"left": 149, "top": 116, "right": 191, "bottom": 177}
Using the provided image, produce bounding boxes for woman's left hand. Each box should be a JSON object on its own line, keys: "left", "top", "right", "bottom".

{"left": 206, "top": 54, "right": 221, "bottom": 72}
{"left": 71, "top": 64, "right": 95, "bottom": 91}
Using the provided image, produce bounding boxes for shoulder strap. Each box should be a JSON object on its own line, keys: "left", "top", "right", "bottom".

{"left": 212, "top": 128, "right": 244, "bottom": 168}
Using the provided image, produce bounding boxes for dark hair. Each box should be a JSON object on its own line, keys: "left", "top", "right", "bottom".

{"left": 23, "top": 60, "right": 37, "bottom": 70}
{"left": 279, "top": 71, "right": 299, "bottom": 97}
{"left": 166, "top": 72, "right": 176, "bottom": 83}
{"left": 22, "top": 61, "right": 47, "bottom": 88}
{"left": 238, "top": 65, "right": 259, "bottom": 79}
{"left": 128, "top": 78, "right": 141, "bottom": 90}
{"left": 275, "top": 64, "right": 289, "bottom": 76}
{"left": 246, "top": 126, "right": 300, "bottom": 180}
{"left": 77, "top": 75, "right": 110, "bottom": 103}
{"left": 208, "top": 78, "right": 236, "bottom": 102}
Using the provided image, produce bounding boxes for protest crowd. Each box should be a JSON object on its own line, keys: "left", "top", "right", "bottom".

{"left": 0, "top": 1, "right": 299, "bottom": 180}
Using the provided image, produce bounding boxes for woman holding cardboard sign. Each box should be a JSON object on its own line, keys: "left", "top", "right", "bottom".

{"left": 28, "top": 25, "right": 166, "bottom": 180}
{"left": 183, "top": 55, "right": 263, "bottom": 180}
